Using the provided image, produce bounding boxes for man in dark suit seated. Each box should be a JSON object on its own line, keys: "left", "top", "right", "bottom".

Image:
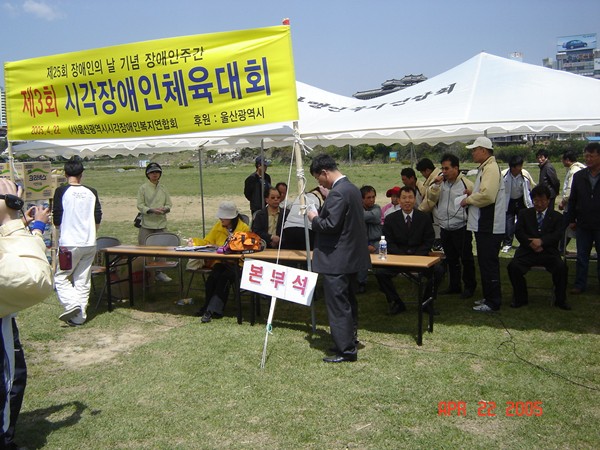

{"left": 375, "top": 186, "right": 437, "bottom": 314}
{"left": 507, "top": 184, "right": 570, "bottom": 310}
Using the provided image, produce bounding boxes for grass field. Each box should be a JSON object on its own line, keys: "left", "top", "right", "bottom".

{"left": 14, "top": 157, "right": 600, "bottom": 449}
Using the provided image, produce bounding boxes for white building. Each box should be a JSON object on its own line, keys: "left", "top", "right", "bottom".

{"left": 0, "top": 86, "right": 6, "bottom": 126}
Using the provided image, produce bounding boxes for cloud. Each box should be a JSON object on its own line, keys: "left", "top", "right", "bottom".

{"left": 22, "top": 0, "right": 63, "bottom": 21}
{"left": 2, "top": 2, "right": 19, "bottom": 14}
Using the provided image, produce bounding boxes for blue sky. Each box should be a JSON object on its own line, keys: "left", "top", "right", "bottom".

{"left": 2, "top": 0, "right": 599, "bottom": 96}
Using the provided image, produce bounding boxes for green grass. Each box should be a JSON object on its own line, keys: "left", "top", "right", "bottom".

{"left": 15, "top": 157, "right": 600, "bottom": 449}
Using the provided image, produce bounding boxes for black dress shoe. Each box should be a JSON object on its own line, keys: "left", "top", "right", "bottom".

{"left": 510, "top": 301, "right": 528, "bottom": 308}
{"left": 389, "top": 301, "right": 406, "bottom": 315}
{"left": 556, "top": 302, "right": 572, "bottom": 311}
{"left": 439, "top": 288, "right": 461, "bottom": 295}
{"left": 323, "top": 354, "right": 357, "bottom": 363}
{"left": 460, "top": 289, "right": 475, "bottom": 299}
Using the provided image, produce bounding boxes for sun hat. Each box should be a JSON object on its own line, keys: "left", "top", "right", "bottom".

{"left": 216, "top": 201, "right": 239, "bottom": 219}
{"left": 145, "top": 162, "right": 163, "bottom": 175}
{"left": 386, "top": 186, "right": 401, "bottom": 197}
{"left": 466, "top": 136, "right": 493, "bottom": 150}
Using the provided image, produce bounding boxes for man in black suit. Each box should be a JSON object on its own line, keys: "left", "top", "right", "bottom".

{"left": 307, "top": 154, "right": 370, "bottom": 363}
{"left": 507, "top": 185, "right": 570, "bottom": 310}
{"left": 375, "top": 186, "right": 436, "bottom": 314}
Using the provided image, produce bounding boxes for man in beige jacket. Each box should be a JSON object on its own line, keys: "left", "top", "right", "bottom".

{"left": 0, "top": 178, "right": 53, "bottom": 448}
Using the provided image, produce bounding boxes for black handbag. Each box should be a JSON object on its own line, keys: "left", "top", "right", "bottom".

{"left": 134, "top": 213, "right": 142, "bottom": 228}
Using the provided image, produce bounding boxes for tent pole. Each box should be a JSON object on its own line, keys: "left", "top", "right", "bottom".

{"left": 197, "top": 146, "right": 206, "bottom": 236}
{"left": 6, "top": 141, "right": 16, "bottom": 182}
{"left": 261, "top": 121, "right": 313, "bottom": 369}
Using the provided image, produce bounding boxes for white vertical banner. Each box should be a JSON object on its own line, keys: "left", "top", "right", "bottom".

{"left": 241, "top": 258, "right": 317, "bottom": 306}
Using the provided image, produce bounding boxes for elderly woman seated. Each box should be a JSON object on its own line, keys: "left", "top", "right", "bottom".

{"left": 190, "top": 201, "right": 249, "bottom": 323}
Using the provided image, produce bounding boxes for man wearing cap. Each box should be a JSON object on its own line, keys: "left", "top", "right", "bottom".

{"left": 53, "top": 156, "right": 103, "bottom": 326}
{"left": 460, "top": 137, "right": 506, "bottom": 312}
{"left": 190, "top": 201, "right": 250, "bottom": 322}
{"left": 429, "top": 153, "right": 476, "bottom": 298}
{"left": 244, "top": 156, "right": 272, "bottom": 216}
{"left": 137, "top": 162, "right": 173, "bottom": 282}
{"left": 381, "top": 186, "right": 402, "bottom": 224}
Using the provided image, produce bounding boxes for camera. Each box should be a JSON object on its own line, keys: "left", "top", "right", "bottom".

{"left": 0, "top": 194, "right": 25, "bottom": 210}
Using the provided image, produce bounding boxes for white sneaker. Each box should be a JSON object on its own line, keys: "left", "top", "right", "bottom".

{"left": 473, "top": 304, "right": 495, "bottom": 312}
{"left": 501, "top": 245, "right": 512, "bottom": 253}
{"left": 473, "top": 299, "right": 486, "bottom": 306}
{"left": 59, "top": 306, "right": 81, "bottom": 323}
{"left": 155, "top": 272, "right": 172, "bottom": 282}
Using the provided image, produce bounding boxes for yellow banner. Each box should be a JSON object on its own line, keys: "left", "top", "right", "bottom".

{"left": 5, "top": 25, "right": 298, "bottom": 140}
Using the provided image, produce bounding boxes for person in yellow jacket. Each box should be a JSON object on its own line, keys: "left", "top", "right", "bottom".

{"left": 190, "top": 201, "right": 250, "bottom": 323}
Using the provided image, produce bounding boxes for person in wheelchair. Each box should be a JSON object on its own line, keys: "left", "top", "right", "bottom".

{"left": 189, "top": 201, "right": 250, "bottom": 323}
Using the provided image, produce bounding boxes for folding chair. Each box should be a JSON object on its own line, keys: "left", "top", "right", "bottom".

{"left": 184, "top": 259, "right": 214, "bottom": 297}
{"left": 142, "top": 232, "right": 183, "bottom": 301}
{"left": 91, "top": 237, "right": 124, "bottom": 309}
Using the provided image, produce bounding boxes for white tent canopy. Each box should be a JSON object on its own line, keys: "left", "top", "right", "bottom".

{"left": 11, "top": 52, "right": 600, "bottom": 157}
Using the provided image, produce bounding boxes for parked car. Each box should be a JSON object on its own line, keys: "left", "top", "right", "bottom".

{"left": 563, "top": 39, "right": 588, "bottom": 50}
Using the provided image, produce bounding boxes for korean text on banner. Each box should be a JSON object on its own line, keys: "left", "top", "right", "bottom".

{"left": 5, "top": 25, "right": 298, "bottom": 141}
{"left": 241, "top": 259, "right": 318, "bottom": 306}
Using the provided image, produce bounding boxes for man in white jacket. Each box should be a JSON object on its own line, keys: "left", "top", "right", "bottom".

{"left": 501, "top": 155, "right": 536, "bottom": 253}
{"left": 559, "top": 151, "right": 586, "bottom": 212}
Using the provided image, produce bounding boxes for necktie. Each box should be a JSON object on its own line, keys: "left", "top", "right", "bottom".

{"left": 537, "top": 212, "right": 543, "bottom": 231}
{"left": 406, "top": 215, "right": 412, "bottom": 230}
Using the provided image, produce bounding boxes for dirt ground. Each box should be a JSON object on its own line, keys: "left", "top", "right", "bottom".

{"left": 35, "top": 310, "right": 188, "bottom": 370}
{"left": 43, "top": 194, "right": 252, "bottom": 369}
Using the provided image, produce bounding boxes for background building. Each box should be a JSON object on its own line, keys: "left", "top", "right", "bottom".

{"left": 0, "top": 86, "right": 6, "bottom": 126}
{"left": 0, "top": 86, "right": 6, "bottom": 138}
{"left": 353, "top": 74, "right": 427, "bottom": 100}
{"left": 554, "top": 33, "right": 599, "bottom": 78}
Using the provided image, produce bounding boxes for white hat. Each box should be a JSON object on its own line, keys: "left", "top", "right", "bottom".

{"left": 216, "top": 201, "right": 238, "bottom": 219}
{"left": 466, "top": 136, "right": 493, "bottom": 150}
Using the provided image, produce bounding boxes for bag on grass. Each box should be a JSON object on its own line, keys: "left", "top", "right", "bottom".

{"left": 134, "top": 213, "right": 142, "bottom": 228}
{"left": 218, "top": 231, "right": 265, "bottom": 254}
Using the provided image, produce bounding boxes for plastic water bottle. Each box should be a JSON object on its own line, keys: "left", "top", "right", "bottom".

{"left": 378, "top": 236, "right": 387, "bottom": 260}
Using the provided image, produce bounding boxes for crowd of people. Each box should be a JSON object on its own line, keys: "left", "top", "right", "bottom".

{"left": 0, "top": 140, "right": 598, "bottom": 443}
{"left": 141, "top": 140, "right": 599, "bottom": 362}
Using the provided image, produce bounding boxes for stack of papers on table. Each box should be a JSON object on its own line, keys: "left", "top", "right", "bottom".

{"left": 175, "top": 245, "right": 218, "bottom": 252}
